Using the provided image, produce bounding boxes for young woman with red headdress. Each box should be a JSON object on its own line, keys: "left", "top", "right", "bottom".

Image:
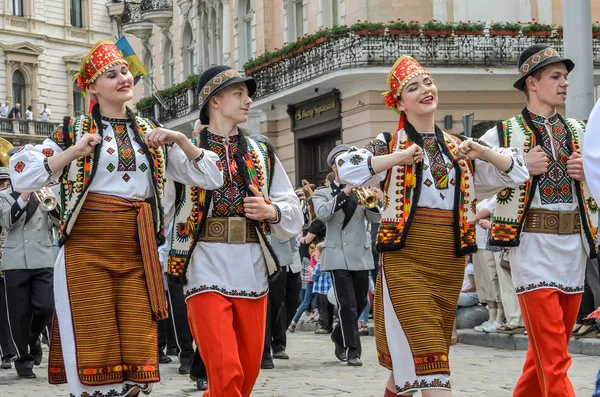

{"left": 335, "top": 56, "right": 529, "bottom": 396}
{"left": 8, "top": 41, "right": 223, "bottom": 397}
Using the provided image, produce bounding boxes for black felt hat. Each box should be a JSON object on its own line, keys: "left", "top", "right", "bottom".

{"left": 514, "top": 44, "right": 574, "bottom": 91}
{"left": 197, "top": 65, "right": 256, "bottom": 124}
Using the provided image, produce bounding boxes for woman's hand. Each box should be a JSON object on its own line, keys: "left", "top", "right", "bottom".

{"left": 456, "top": 140, "right": 487, "bottom": 160}
{"left": 396, "top": 145, "right": 424, "bottom": 165}
{"left": 144, "top": 127, "right": 185, "bottom": 148}
{"left": 73, "top": 133, "right": 102, "bottom": 157}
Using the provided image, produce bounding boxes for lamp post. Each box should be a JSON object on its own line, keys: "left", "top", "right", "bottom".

{"left": 563, "top": 0, "right": 594, "bottom": 119}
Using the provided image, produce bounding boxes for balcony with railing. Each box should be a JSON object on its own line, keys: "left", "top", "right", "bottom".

{"left": 140, "top": 0, "right": 173, "bottom": 29}
{"left": 121, "top": 0, "right": 153, "bottom": 40}
{"left": 0, "top": 119, "right": 61, "bottom": 139}
{"left": 134, "top": 29, "right": 600, "bottom": 124}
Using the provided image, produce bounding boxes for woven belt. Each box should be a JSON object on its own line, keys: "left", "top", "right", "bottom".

{"left": 523, "top": 209, "right": 581, "bottom": 235}
{"left": 199, "top": 217, "right": 259, "bottom": 243}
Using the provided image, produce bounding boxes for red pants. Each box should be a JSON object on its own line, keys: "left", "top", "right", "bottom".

{"left": 187, "top": 292, "right": 267, "bottom": 397}
{"left": 513, "top": 289, "right": 582, "bottom": 397}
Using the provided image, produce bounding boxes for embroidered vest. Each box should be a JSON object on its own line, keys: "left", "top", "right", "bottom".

{"left": 489, "top": 112, "right": 598, "bottom": 258}
{"left": 167, "top": 131, "right": 276, "bottom": 279}
{"left": 376, "top": 126, "right": 477, "bottom": 256}
{"left": 51, "top": 115, "right": 167, "bottom": 246}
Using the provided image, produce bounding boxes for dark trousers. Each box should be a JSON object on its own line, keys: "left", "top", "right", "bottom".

{"left": 263, "top": 268, "right": 302, "bottom": 358}
{"left": 330, "top": 269, "right": 369, "bottom": 360}
{"left": 317, "top": 293, "right": 334, "bottom": 331}
{"left": 3, "top": 268, "right": 54, "bottom": 372}
{"left": 0, "top": 275, "right": 16, "bottom": 359}
{"left": 158, "top": 279, "right": 194, "bottom": 364}
{"left": 190, "top": 347, "right": 207, "bottom": 380}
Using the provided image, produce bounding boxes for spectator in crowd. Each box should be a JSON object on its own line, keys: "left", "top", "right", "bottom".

{"left": 39, "top": 104, "right": 51, "bottom": 122}
{"left": 323, "top": 172, "right": 335, "bottom": 187}
{"left": 358, "top": 274, "right": 374, "bottom": 336}
{"left": 25, "top": 106, "right": 33, "bottom": 121}
{"left": 311, "top": 242, "right": 334, "bottom": 334}
{"left": 7, "top": 103, "right": 20, "bottom": 120}
{"left": 289, "top": 232, "right": 318, "bottom": 332}
{"left": 0, "top": 101, "right": 9, "bottom": 118}
{"left": 451, "top": 255, "right": 479, "bottom": 344}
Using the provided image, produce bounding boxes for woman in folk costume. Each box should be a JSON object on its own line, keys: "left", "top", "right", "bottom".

{"left": 165, "top": 65, "right": 303, "bottom": 397}
{"left": 8, "top": 41, "right": 223, "bottom": 397}
{"left": 335, "top": 56, "right": 529, "bottom": 396}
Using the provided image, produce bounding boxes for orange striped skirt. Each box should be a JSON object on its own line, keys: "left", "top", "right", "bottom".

{"left": 375, "top": 208, "right": 464, "bottom": 381}
{"left": 48, "top": 194, "right": 160, "bottom": 386}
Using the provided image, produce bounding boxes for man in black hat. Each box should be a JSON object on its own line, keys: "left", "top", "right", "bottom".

{"left": 479, "top": 44, "right": 597, "bottom": 396}
{"left": 165, "top": 65, "right": 302, "bottom": 396}
{"left": 312, "top": 144, "right": 380, "bottom": 367}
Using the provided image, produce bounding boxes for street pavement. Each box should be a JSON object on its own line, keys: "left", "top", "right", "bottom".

{"left": 0, "top": 331, "right": 597, "bottom": 396}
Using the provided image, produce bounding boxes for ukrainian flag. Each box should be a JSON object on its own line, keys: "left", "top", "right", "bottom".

{"left": 116, "top": 36, "right": 148, "bottom": 85}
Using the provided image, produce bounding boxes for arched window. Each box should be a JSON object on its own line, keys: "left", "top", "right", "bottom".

{"left": 143, "top": 51, "right": 154, "bottom": 97}
{"left": 12, "top": 71, "right": 26, "bottom": 110}
{"left": 163, "top": 40, "right": 175, "bottom": 87}
{"left": 73, "top": 80, "right": 84, "bottom": 117}
{"left": 239, "top": 0, "right": 253, "bottom": 63}
{"left": 182, "top": 23, "right": 195, "bottom": 77}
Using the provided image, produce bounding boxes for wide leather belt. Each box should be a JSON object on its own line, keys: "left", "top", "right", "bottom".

{"left": 522, "top": 209, "right": 581, "bottom": 235}
{"left": 199, "top": 217, "right": 259, "bottom": 243}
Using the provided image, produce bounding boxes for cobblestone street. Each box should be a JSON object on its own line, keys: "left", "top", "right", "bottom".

{"left": 0, "top": 332, "right": 597, "bottom": 396}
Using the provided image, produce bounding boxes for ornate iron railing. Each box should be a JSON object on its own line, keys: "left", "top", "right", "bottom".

{"left": 140, "top": 0, "right": 172, "bottom": 12}
{"left": 158, "top": 90, "right": 189, "bottom": 122}
{"left": 122, "top": 1, "right": 143, "bottom": 24}
{"left": 251, "top": 32, "right": 600, "bottom": 100}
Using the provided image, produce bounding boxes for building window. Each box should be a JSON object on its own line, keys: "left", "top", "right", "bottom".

{"left": 163, "top": 40, "right": 175, "bottom": 87}
{"left": 73, "top": 80, "right": 84, "bottom": 117}
{"left": 12, "top": 71, "right": 26, "bottom": 110}
{"left": 294, "top": 0, "right": 304, "bottom": 37}
{"left": 237, "top": 0, "right": 253, "bottom": 64}
{"left": 201, "top": 12, "right": 210, "bottom": 71}
{"left": 12, "top": 0, "right": 24, "bottom": 16}
{"left": 182, "top": 23, "right": 195, "bottom": 77}
{"left": 244, "top": 0, "right": 252, "bottom": 62}
{"left": 70, "top": 0, "right": 83, "bottom": 27}
{"left": 210, "top": 8, "right": 218, "bottom": 66}
{"left": 331, "top": 0, "right": 338, "bottom": 26}
{"left": 142, "top": 51, "right": 153, "bottom": 97}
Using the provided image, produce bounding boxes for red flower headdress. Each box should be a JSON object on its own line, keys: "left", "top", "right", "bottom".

{"left": 382, "top": 55, "right": 430, "bottom": 131}
{"left": 75, "top": 40, "right": 129, "bottom": 99}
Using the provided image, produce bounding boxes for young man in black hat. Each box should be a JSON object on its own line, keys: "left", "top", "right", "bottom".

{"left": 479, "top": 44, "right": 597, "bottom": 396}
{"left": 166, "top": 66, "right": 302, "bottom": 397}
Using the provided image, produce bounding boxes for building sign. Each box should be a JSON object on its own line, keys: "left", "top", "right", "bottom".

{"left": 288, "top": 90, "right": 341, "bottom": 131}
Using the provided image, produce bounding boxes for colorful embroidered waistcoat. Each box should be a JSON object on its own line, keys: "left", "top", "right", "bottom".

{"left": 369, "top": 127, "right": 477, "bottom": 256}
{"left": 167, "top": 132, "right": 274, "bottom": 277}
{"left": 50, "top": 115, "right": 167, "bottom": 245}
{"left": 489, "top": 112, "right": 598, "bottom": 258}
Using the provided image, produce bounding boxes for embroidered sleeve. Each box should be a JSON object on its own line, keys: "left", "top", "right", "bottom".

{"left": 364, "top": 138, "right": 389, "bottom": 157}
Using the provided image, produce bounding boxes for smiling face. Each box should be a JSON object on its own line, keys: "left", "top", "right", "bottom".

{"left": 209, "top": 82, "right": 252, "bottom": 124}
{"left": 88, "top": 64, "right": 134, "bottom": 104}
{"left": 526, "top": 62, "right": 569, "bottom": 107}
{"left": 396, "top": 74, "right": 438, "bottom": 118}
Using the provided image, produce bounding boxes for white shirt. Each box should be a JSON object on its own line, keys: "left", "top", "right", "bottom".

{"left": 25, "top": 109, "right": 33, "bottom": 120}
{"left": 39, "top": 107, "right": 51, "bottom": 122}
{"left": 584, "top": 99, "right": 600, "bottom": 199}
{"left": 0, "top": 105, "right": 9, "bottom": 118}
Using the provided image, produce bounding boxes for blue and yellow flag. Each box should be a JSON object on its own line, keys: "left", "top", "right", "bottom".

{"left": 116, "top": 36, "right": 148, "bottom": 85}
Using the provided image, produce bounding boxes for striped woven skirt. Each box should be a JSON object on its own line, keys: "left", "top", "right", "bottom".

{"left": 48, "top": 193, "right": 161, "bottom": 397}
{"left": 375, "top": 207, "right": 464, "bottom": 395}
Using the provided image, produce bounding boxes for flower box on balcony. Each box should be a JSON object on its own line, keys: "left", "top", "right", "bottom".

{"left": 354, "top": 28, "right": 385, "bottom": 36}
{"left": 282, "top": 52, "right": 293, "bottom": 60}
{"left": 523, "top": 30, "right": 552, "bottom": 37}
{"left": 388, "top": 28, "right": 420, "bottom": 36}
{"left": 489, "top": 29, "right": 520, "bottom": 37}
{"left": 293, "top": 46, "right": 305, "bottom": 55}
{"left": 423, "top": 29, "right": 452, "bottom": 36}
{"left": 454, "top": 29, "right": 484, "bottom": 36}
{"left": 304, "top": 41, "right": 316, "bottom": 49}
{"left": 316, "top": 35, "right": 331, "bottom": 44}
{"left": 272, "top": 55, "right": 283, "bottom": 63}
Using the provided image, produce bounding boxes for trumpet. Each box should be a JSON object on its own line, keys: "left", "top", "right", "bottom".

{"left": 34, "top": 186, "right": 57, "bottom": 212}
{"left": 353, "top": 187, "right": 378, "bottom": 209}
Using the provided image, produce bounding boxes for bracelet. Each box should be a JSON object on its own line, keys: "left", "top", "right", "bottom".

{"left": 367, "top": 156, "right": 376, "bottom": 176}
{"left": 502, "top": 156, "right": 515, "bottom": 174}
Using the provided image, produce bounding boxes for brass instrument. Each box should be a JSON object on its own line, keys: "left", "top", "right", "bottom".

{"left": 353, "top": 187, "right": 378, "bottom": 209}
{"left": 0, "top": 138, "right": 57, "bottom": 211}
{"left": 34, "top": 186, "right": 57, "bottom": 212}
{"left": 301, "top": 179, "right": 317, "bottom": 221}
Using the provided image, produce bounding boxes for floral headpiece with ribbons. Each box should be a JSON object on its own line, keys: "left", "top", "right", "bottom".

{"left": 382, "top": 55, "right": 430, "bottom": 131}
{"left": 75, "top": 40, "right": 129, "bottom": 98}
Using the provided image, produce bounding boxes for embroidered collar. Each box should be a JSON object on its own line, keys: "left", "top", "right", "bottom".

{"left": 527, "top": 109, "right": 559, "bottom": 125}
{"left": 420, "top": 132, "right": 436, "bottom": 139}
{"left": 101, "top": 115, "right": 128, "bottom": 123}
{"left": 207, "top": 129, "right": 239, "bottom": 144}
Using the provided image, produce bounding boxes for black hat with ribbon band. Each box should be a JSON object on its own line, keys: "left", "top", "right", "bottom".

{"left": 514, "top": 44, "right": 575, "bottom": 91}
{"left": 327, "top": 144, "right": 352, "bottom": 168}
{"left": 197, "top": 65, "right": 257, "bottom": 124}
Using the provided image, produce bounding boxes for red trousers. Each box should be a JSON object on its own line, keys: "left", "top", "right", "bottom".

{"left": 187, "top": 292, "right": 267, "bottom": 397}
{"left": 513, "top": 289, "right": 582, "bottom": 397}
